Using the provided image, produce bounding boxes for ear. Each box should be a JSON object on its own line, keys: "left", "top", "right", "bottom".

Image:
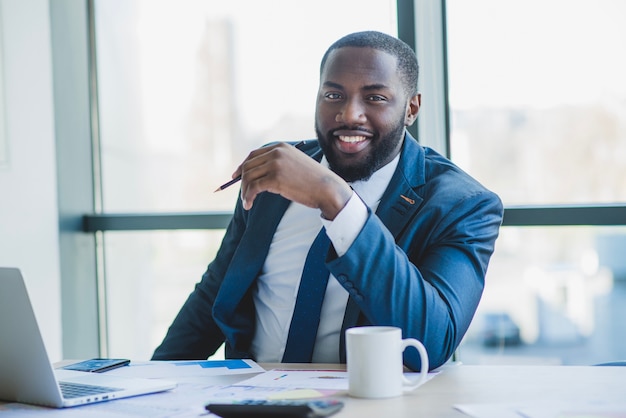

{"left": 404, "top": 93, "right": 421, "bottom": 126}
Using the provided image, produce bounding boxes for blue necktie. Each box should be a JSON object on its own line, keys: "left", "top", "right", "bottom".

{"left": 282, "top": 228, "right": 331, "bottom": 362}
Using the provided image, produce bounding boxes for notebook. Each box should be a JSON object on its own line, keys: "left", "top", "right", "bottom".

{"left": 0, "top": 267, "right": 176, "bottom": 408}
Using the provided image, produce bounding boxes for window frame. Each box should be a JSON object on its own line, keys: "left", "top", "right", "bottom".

{"left": 52, "top": 0, "right": 626, "bottom": 358}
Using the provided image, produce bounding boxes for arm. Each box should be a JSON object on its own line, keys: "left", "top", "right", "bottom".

{"left": 153, "top": 140, "right": 335, "bottom": 360}
{"left": 235, "top": 142, "right": 352, "bottom": 219}
{"left": 328, "top": 189, "right": 503, "bottom": 371}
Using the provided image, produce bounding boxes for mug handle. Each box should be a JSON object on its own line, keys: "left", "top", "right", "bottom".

{"left": 400, "top": 338, "right": 429, "bottom": 391}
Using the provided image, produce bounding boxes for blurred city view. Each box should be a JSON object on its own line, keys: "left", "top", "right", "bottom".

{"left": 447, "top": 0, "right": 626, "bottom": 365}
{"left": 94, "top": 0, "right": 626, "bottom": 365}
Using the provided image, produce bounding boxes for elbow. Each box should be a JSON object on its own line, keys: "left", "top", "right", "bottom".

{"left": 403, "top": 341, "right": 455, "bottom": 372}
{"left": 403, "top": 323, "right": 458, "bottom": 371}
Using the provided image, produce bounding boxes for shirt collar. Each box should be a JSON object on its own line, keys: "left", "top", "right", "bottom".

{"left": 321, "top": 152, "right": 400, "bottom": 208}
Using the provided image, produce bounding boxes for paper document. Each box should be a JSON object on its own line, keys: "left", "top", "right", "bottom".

{"left": 236, "top": 369, "right": 349, "bottom": 390}
{"left": 105, "top": 359, "right": 264, "bottom": 380}
{"left": 0, "top": 366, "right": 440, "bottom": 417}
{"left": 219, "top": 368, "right": 440, "bottom": 400}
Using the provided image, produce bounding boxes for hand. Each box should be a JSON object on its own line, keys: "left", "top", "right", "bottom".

{"left": 234, "top": 142, "right": 353, "bottom": 220}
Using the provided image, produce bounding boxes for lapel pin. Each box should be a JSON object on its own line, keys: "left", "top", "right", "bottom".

{"left": 400, "top": 194, "right": 415, "bottom": 205}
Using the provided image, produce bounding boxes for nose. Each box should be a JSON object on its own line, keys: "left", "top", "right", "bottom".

{"left": 335, "top": 100, "right": 366, "bottom": 124}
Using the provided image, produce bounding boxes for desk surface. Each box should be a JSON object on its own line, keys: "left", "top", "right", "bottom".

{"left": 1, "top": 363, "right": 624, "bottom": 417}
{"left": 267, "top": 363, "right": 624, "bottom": 417}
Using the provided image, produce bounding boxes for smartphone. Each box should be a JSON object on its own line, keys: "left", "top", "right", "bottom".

{"left": 61, "top": 358, "right": 130, "bottom": 373}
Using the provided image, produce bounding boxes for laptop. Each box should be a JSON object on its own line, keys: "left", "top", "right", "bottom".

{"left": 0, "top": 267, "right": 176, "bottom": 408}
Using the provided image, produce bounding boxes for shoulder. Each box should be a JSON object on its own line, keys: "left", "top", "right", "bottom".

{"left": 400, "top": 141, "right": 502, "bottom": 213}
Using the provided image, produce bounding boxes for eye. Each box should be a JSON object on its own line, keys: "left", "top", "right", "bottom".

{"left": 324, "top": 92, "right": 343, "bottom": 100}
{"left": 367, "top": 95, "right": 387, "bottom": 102}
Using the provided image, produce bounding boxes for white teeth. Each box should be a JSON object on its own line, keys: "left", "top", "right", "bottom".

{"left": 338, "top": 135, "right": 366, "bottom": 143}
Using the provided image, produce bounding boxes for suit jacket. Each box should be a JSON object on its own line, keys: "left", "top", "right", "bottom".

{"left": 152, "top": 133, "right": 504, "bottom": 370}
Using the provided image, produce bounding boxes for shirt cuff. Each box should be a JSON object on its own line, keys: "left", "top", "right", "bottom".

{"left": 321, "top": 191, "right": 368, "bottom": 257}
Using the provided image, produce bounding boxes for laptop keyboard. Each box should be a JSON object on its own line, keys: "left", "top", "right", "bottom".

{"left": 60, "top": 381, "right": 120, "bottom": 399}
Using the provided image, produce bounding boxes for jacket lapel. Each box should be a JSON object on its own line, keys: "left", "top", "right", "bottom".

{"left": 213, "top": 193, "right": 290, "bottom": 324}
{"left": 213, "top": 142, "right": 324, "bottom": 328}
{"left": 340, "top": 134, "right": 426, "bottom": 360}
{"left": 376, "top": 134, "right": 425, "bottom": 236}
{"left": 213, "top": 137, "right": 427, "bottom": 359}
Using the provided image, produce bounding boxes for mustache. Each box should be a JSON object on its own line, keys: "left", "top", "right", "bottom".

{"left": 329, "top": 126, "right": 375, "bottom": 136}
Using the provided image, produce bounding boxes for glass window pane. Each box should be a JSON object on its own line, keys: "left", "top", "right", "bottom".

{"left": 447, "top": 0, "right": 626, "bottom": 365}
{"left": 446, "top": 0, "right": 626, "bottom": 205}
{"left": 95, "top": 0, "right": 397, "bottom": 213}
{"left": 458, "top": 226, "right": 626, "bottom": 365}
{"left": 95, "top": 0, "right": 397, "bottom": 359}
{"left": 104, "top": 230, "right": 226, "bottom": 360}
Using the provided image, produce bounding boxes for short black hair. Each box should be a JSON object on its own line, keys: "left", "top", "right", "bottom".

{"left": 320, "top": 31, "right": 419, "bottom": 97}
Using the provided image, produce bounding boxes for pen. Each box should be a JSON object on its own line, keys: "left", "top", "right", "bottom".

{"left": 213, "top": 140, "right": 308, "bottom": 192}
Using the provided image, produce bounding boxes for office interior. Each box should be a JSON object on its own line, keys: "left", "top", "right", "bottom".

{"left": 0, "top": 0, "right": 625, "bottom": 367}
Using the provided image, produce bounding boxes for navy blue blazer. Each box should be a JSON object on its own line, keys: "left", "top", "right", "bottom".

{"left": 152, "top": 133, "right": 504, "bottom": 370}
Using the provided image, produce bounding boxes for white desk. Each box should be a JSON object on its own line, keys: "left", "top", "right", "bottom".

{"left": 1, "top": 364, "right": 624, "bottom": 417}
{"left": 329, "top": 364, "right": 624, "bottom": 417}
{"left": 265, "top": 363, "right": 624, "bottom": 417}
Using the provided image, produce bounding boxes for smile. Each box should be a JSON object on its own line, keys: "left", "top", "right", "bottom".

{"left": 338, "top": 135, "right": 367, "bottom": 143}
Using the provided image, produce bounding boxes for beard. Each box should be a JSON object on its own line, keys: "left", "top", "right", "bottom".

{"left": 315, "top": 120, "right": 405, "bottom": 182}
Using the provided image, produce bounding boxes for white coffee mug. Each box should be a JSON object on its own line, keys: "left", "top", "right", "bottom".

{"left": 346, "top": 326, "right": 429, "bottom": 399}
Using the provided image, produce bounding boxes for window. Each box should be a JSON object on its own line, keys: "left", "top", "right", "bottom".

{"left": 447, "top": 0, "right": 626, "bottom": 364}
{"left": 82, "top": 0, "right": 626, "bottom": 364}
{"left": 447, "top": 0, "right": 626, "bottom": 205}
{"left": 94, "top": 0, "right": 398, "bottom": 359}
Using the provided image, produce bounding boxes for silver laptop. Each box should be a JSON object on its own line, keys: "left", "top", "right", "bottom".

{"left": 0, "top": 267, "right": 176, "bottom": 408}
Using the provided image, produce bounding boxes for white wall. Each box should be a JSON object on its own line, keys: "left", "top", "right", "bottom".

{"left": 0, "top": 0, "right": 62, "bottom": 361}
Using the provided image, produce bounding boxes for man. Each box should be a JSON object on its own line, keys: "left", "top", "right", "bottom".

{"left": 152, "top": 31, "right": 503, "bottom": 371}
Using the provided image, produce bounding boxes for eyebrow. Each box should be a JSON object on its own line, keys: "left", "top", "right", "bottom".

{"left": 322, "top": 81, "right": 390, "bottom": 91}
{"left": 322, "top": 81, "right": 344, "bottom": 90}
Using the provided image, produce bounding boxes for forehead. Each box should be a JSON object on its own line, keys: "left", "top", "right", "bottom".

{"left": 321, "top": 46, "right": 401, "bottom": 88}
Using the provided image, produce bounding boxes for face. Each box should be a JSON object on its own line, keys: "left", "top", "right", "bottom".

{"left": 315, "top": 46, "right": 420, "bottom": 182}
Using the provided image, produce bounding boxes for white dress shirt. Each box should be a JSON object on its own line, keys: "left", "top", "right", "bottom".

{"left": 250, "top": 154, "right": 400, "bottom": 362}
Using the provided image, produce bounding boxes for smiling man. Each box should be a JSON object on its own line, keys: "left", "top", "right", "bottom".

{"left": 152, "top": 31, "right": 504, "bottom": 371}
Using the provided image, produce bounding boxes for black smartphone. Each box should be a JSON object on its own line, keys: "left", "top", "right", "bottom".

{"left": 61, "top": 358, "right": 130, "bottom": 373}
{"left": 205, "top": 399, "right": 344, "bottom": 418}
